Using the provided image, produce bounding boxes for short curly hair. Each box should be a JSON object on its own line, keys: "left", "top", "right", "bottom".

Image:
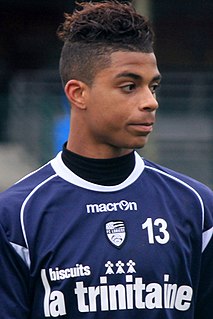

{"left": 57, "top": 1, "right": 154, "bottom": 86}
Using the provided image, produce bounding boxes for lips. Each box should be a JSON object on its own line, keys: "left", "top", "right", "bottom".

{"left": 128, "top": 122, "right": 154, "bottom": 134}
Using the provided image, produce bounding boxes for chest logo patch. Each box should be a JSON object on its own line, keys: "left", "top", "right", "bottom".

{"left": 105, "top": 220, "right": 127, "bottom": 248}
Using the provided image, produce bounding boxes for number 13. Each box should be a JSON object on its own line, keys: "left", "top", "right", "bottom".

{"left": 142, "top": 218, "right": 170, "bottom": 244}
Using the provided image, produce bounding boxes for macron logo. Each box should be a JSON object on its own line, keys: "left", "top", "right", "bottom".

{"left": 86, "top": 200, "right": 138, "bottom": 214}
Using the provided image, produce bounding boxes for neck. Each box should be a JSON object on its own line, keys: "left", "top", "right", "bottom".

{"left": 61, "top": 143, "right": 135, "bottom": 186}
{"left": 66, "top": 136, "right": 133, "bottom": 159}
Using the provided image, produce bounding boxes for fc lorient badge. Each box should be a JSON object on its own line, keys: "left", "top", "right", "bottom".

{"left": 105, "top": 220, "right": 127, "bottom": 248}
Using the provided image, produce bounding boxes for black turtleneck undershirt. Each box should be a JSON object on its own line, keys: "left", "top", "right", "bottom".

{"left": 61, "top": 144, "right": 135, "bottom": 186}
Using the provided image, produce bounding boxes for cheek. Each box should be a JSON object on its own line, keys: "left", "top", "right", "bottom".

{"left": 100, "top": 106, "right": 127, "bottom": 125}
{"left": 89, "top": 107, "right": 124, "bottom": 135}
{"left": 87, "top": 89, "right": 131, "bottom": 127}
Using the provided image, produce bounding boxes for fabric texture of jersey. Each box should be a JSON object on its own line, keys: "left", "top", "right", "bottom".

{"left": 0, "top": 151, "right": 212, "bottom": 319}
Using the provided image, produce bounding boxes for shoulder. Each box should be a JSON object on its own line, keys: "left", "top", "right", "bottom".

{"left": 143, "top": 158, "right": 213, "bottom": 234}
{"left": 0, "top": 158, "right": 59, "bottom": 248}
{"left": 0, "top": 160, "right": 57, "bottom": 224}
{"left": 143, "top": 158, "right": 213, "bottom": 223}
{"left": 1, "top": 160, "right": 56, "bottom": 197}
{"left": 143, "top": 158, "right": 213, "bottom": 200}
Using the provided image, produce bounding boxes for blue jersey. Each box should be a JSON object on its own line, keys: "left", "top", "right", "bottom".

{"left": 0, "top": 151, "right": 212, "bottom": 319}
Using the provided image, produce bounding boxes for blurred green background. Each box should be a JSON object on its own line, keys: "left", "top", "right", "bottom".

{"left": 0, "top": 0, "right": 213, "bottom": 190}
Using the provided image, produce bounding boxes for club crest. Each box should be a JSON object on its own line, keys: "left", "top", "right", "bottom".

{"left": 105, "top": 220, "right": 126, "bottom": 248}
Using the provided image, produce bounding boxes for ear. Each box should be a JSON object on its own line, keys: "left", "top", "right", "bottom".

{"left": 64, "top": 79, "right": 88, "bottom": 110}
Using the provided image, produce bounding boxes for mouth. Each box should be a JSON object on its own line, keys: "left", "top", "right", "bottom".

{"left": 128, "top": 122, "right": 154, "bottom": 134}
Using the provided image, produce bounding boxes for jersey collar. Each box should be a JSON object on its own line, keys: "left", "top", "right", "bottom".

{"left": 50, "top": 151, "right": 145, "bottom": 192}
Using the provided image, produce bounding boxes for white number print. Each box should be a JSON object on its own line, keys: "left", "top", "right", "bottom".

{"left": 142, "top": 218, "right": 170, "bottom": 244}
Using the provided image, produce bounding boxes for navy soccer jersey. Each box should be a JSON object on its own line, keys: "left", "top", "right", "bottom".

{"left": 0, "top": 151, "right": 212, "bottom": 318}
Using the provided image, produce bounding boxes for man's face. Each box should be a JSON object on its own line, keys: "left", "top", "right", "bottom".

{"left": 81, "top": 51, "right": 161, "bottom": 158}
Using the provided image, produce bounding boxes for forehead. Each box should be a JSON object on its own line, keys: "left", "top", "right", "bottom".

{"left": 95, "top": 51, "right": 160, "bottom": 80}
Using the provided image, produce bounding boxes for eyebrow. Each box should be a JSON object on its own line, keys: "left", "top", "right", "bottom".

{"left": 115, "top": 72, "right": 162, "bottom": 82}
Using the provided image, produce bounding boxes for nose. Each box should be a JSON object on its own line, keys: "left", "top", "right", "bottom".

{"left": 138, "top": 89, "right": 159, "bottom": 112}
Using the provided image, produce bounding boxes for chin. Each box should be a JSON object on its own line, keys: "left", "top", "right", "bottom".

{"left": 134, "top": 144, "right": 146, "bottom": 150}
{"left": 114, "top": 136, "right": 149, "bottom": 152}
{"left": 130, "top": 139, "right": 149, "bottom": 150}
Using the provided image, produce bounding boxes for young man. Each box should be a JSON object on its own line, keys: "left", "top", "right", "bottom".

{"left": 0, "top": 1, "right": 212, "bottom": 318}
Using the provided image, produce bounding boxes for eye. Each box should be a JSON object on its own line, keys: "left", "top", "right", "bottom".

{"left": 121, "top": 83, "right": 136, "bottom": 93}
{"left": 150, "top": 83, "right": 160, "bottom": 95}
